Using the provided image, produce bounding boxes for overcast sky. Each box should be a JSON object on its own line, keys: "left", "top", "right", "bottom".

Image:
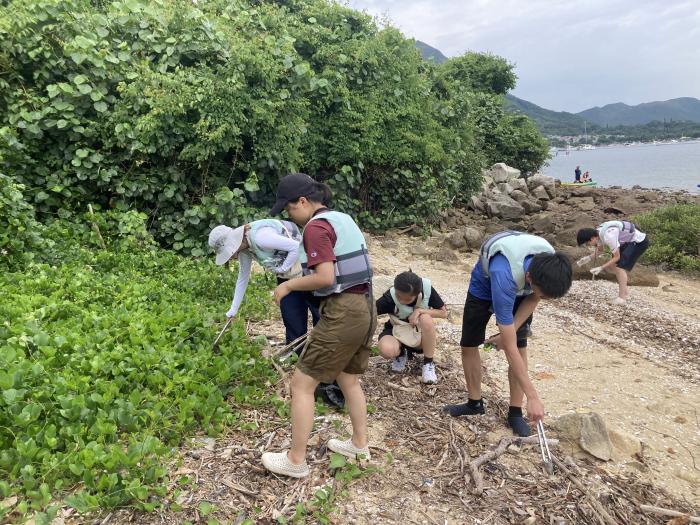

{"left": 343, "top": 0, "right": 700, "bottom": 113}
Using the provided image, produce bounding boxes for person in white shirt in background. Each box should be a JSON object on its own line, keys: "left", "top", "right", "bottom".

{"left": 576, "top": 220, "right": 650, "bottom": 304}
{"left": 208, "top": 220, "right": 319, "bottom": 345}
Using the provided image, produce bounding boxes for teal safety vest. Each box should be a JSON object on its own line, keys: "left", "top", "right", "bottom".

{"left": 389, "top": 278, "right": 431, "bottom": 320}
{"left": 298, "top": 211, "right": 373, "bottom": 296}
{"left": 479, "top": 231, "right": 555, "bottom": 294}
{"left": 246, "top": 219, "right": 300, "bottom": 271}
{"left": 597, "top": 220, "right": 637, "bottom": 246}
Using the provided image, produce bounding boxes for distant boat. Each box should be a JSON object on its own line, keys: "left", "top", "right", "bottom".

{"left": 561, "top": 181, "right": 598, "bottom": 187}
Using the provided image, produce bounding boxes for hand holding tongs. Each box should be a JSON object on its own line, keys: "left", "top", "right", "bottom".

{"left": 536, "top": 420, "right": 554, "bottom": 474}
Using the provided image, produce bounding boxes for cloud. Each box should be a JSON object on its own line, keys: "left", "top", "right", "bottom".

{"left": 343, "top": 0, "right": 700, "bottom": 112}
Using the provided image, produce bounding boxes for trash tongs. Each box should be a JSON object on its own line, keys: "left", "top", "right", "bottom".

{"left": 536, "top": 420, "right": 554, "bottom": 474}
{"left": 212, "top": 317, "right": 233, "bottom": 351}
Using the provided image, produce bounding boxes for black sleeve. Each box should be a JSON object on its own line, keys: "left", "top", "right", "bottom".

{"left": 375, "top": 290, "right": 395, "bottom": 316}
{"left": 427, "top": 287, "right": 445, "bottom": 310}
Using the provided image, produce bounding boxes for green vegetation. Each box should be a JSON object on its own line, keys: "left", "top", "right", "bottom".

{"left": 635, "top": 204, "right": 700, "bottom": 273}
{"left": 1, "top": 0, "right": 548, "bottom": 252}
{"left": 0, "top": 187, "right": 276, "bottom": 521}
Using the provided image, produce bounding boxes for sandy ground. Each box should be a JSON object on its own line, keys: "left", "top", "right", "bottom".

{"left": 92, "top": 231, "right": 699, "bottom": 525}
{"left": 367, "top": 232, "right": 699, "bottom": 505}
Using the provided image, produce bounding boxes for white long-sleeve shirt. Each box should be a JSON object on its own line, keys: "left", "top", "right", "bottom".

{"left": 601, "top": 227, "right": 646, "bottom": 252}
{"left": 226, "top": 224, "right": 301, "bottom": 318}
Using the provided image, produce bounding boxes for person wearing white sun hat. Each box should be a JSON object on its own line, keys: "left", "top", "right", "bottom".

{"left": 208, "top": 219, "right": 319, "bottom": 345}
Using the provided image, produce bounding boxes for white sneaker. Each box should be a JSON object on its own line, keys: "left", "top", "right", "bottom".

{"left": 611, "top": 297, "right": 627, "bottom": 305}
{"left": 261, "top": 451, "right": 309, "bottom": 478}
{"left": 327, "top": 438, "right": 371, "bottom": 461}
{"left": 422, "top": 362, "right": 437, "bottom": 384}
{"left": 391, "top": 352, "right": 408, "bottom": 372}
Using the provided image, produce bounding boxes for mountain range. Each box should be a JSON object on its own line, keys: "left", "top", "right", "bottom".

{"left": 415, "top": 40, "right": 700, "bottom": 134}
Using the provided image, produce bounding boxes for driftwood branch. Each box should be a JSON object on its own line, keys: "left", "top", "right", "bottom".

{"left": 640, "top": 504, "right": 700, "bottom": 523}
{"left": 468, "top": 435, "right": 559, "bottom": 496}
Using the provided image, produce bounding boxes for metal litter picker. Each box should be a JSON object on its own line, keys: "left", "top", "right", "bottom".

{"left": 212, "top": 317, "right": 233, "bottom": 351}
{"left": 536, "top": 420, "right": 554, "bottom": 474}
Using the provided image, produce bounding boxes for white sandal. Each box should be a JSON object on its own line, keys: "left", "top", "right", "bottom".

{"left": 261, "top": 451, "right": 309, "bottom": 478}
{"left": 327, "top": 439, "right": 371, "bottom": 461}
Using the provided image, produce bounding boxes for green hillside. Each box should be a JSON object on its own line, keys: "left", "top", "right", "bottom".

{"left": 415, "top": 40, "right": 448, "bottom": 64}
{"left": 504, "top": 94, "right": 587, "bottom": 135}
{"left": 578, "top": 97, "right": 700, "bottom": 126}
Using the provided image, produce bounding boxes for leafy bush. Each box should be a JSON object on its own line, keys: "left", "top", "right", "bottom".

{"left": 0, "top": 219, "right": 275, "bottom": 520}
{"left": 1, "top": 0, "right": 548, "bottom": 248}
{"left": 0, "top": 173, "right": 48, "bottom": 268}
{"left": 634, "top": 204, "right": 700, "bottom": 272}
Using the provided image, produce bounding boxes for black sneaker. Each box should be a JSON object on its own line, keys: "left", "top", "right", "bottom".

{"left": 507, "top": 415, "right": 532, "bottom": 437}
{"left": 443, "top": 401, "right": 485, "bottom": 417}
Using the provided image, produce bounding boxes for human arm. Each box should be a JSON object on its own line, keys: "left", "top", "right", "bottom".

{"left": 486, "top": 293, "right": 540, "bottom": 345}
{"left": 273, "top": 261, "right": 334, "bottom": 305}
{"left": 591, "top": 229, "right": 620, "bottom": 274}
{"left": 497, "top": 322, "right": 544, "bottom": 421}
{"left": 253, "top": 226, "right": 300, "bottom": 274}
{"left": 407, "top": 287, "right": 448, "bottom": 325}
{"left": 226, "top": 251, "right": 252, "bottom": 317}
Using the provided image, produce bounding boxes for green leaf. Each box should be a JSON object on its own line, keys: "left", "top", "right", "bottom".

{"left": 56, "top": 119, "right": 68, "bottom": 129}
{"left": 76, "top": 149, "right": 89, "bottom": 158}
{"left": 78, "top": 83, "right": 93, "bottom": 95}
{"left": 329, "top": 453, "right": 346, "bottom": 469}
{"left": 94, "top": 101, "right": 108, "bottom": 112}
{"left": 73, "top": 75, "right": 88, "bottom": 85}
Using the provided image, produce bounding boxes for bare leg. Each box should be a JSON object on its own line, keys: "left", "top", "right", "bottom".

{"left": 419, "top": 315, "right": 436, "bottom": 359}
{"left": 461, "top": 346, "right": 482, "bottom": 399}
{"left": 378, "top": 335, "right": 401, "bottom": 360}
{"left": 613, "top": 266, "right": 629, "bottom": 299}
{"left": 507, "top": 347, "right": 528, "bottom": 407}
{"left": 288, "top": 369, "right": 319, "bottom": 464}
{"left": 335, "top": 372, "right": 368, "bottom": 448}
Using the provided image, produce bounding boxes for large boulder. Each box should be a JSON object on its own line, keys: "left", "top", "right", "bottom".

{"left": 463, "top": 226, "right": 484, "bottom": 249}
{"left": 528, "top": 174, "right": 557, "bottom": 198}
{"left": 468, "top": 195, "right": 485, "bottom": 212}
{"left": 488, "top": 163, "right": 521, "bottom": 184}
{"left": 570, "top": 196, "right": 596, "bottom": 211}
{"left": 487, "top": 198, "right": 525, "bottom": 220}
{"left": 446, "top": 230, "right": 466, "bottom": 250}
{"left": 531, "top": 185, "right": 550, "bottom": 201}
{"left": 509, "top": 177, "right": 529, "bottom": 193}
{"left": 510, "top": 189, "right": 529, "bottom": 203}
{"left": 552, "top": 412, "right": 613, "bottom": 461}
{"left": 520, "top": 198, "right": 543, "bottom": 214}
{"left": 432, "top": 245, "right": 460, "bottom": 263}
{"left": 556, "top": 247, "right": 660, "bottom": 286}
{"left": 497, "top": 182, "right": 514, "bottom": 195}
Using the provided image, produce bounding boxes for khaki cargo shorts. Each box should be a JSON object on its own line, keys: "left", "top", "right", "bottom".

{"left": 297, "top": 291, "right": 377, "bottom": 383}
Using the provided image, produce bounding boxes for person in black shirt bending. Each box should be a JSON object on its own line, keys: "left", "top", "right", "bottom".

{"left": 375, "top": 271, "right": 447, "bottom": 384}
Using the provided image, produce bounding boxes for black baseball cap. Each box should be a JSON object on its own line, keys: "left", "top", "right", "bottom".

{"left": 269, "top": 173, "right": 316, "bottom": 215}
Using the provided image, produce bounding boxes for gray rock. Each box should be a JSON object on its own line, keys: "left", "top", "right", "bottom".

{"left": 510, "top": 189, "right": 529, "bottom": 203}
{"left": 531, "top": 185, "right": 550, "bottom": 201}
{"left": 580, "top": 413, "right": 612, "bottom": 461}
{"left": 509, "top": 177, "right": 529, "bottom": 193}
{"left": 570, "top": 196, "right": 596, "bottom": 211}
{"left": 433, "top": 246, "right": 460, "bottom": 263}
{"left": 463, "top": 226, "right": 484, "bottom": 248}
{"left": 528, "top": 174, "right": 557, "bottom": 198}
{"left": 469, "top": 195, "right": 485, "bottom": 212}
{"left": 488, "top": 163, "right": 521, "bottom": 183}
{"left": 381, "top": 239, "right": 399, "bottom": 250}
{"left": 447, "top": 230, "right": 467, "bottom": 249}
{"left": 532, "top": 215, "right": 555, "bottom": 233}
{"left": 520, "top": 198, "right": 542, "bottom": 214}
{"left": 411, "top": 244, "right": 430, "bottom": 257}
{"left": 497, "top": 182, "right": 514, "bottom": 195}
{"left": 487, "top": 199, "right": 525, "bottom": 220}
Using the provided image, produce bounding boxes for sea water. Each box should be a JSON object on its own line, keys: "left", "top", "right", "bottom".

{"left": 542, "top": 141, "right": 700, "bottom": 192}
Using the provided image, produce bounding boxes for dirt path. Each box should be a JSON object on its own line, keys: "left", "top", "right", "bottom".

{"left": 104, "top": 232, "right": 699, "bottom": 525}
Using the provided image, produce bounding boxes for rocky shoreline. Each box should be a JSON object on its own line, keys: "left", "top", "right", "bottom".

{"left": 391, "top": 163, "right": 700, "bottom": 286}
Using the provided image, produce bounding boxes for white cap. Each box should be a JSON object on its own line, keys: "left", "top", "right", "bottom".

{"left": 208, "top": 225, "right": 245, "bottom": 265}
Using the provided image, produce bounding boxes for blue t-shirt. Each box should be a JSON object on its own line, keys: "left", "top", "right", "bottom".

{"left": 468, "top": 254, "right": 532, "bottom": 325}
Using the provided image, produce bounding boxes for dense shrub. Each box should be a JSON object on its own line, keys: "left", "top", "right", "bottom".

{"left": 634, "top": 204, "right": 700, "bottom": 272}
{"left": 0, "top": 0, "right": 548, "bottom": 252}
{"left": 0, "top": 173, "right": 48, "bottom": 268}
{"left": 0, "top": 215, "right": 276, "bottom": 520}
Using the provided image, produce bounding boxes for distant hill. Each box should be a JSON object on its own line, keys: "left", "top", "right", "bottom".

{"left": 505, "top": 94, "right": 587, "bottom": 135}
{"left": 413, "top": 42, "right": 700, "bottom": 135}
{"left": 578, "top": 97, "right": 700, "bottom": 126}
{"left": 415, "top": 40, "right": 447, "bottom": 64}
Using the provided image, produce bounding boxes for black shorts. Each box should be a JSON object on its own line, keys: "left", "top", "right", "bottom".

{"left": 378, "top": 323, "right": 423, "bottom": 354}
{"left": 460, "top": 293, "right": 532, "bottom": 349}
{"left": 617, "top": 238, "right": 649, "bottom": 271}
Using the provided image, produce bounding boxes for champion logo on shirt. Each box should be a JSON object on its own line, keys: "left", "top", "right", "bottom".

{"left": 310, "top": 251, "right": 317, "bottom": 257}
